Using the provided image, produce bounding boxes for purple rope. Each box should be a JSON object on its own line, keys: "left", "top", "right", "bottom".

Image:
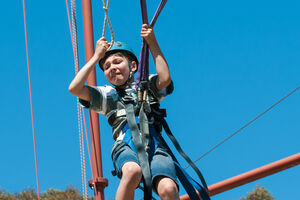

{"left": 150, "top": 0, "right": 168, "bottom": 26}
{"left": 140, "top": 0, "right": 149, "bottom": 24}
{"left": 136, "top": 0, "right": 167, "bottom": 88}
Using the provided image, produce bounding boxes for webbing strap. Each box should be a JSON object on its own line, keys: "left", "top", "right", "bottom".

{"left": 124, "top": 103, "right": 152, "bottom": 200}
{"left": 150, "top": 108, "right": 210, "bottom": 199}
{"left": 175, "top": 162, "right": 210, "bottom": 200}
{"left": 160, "top": 118, "right": 209, "bottom": 190}
{"left": 155, "top": 131, "right": 210, "bottom": 200}
{"left": 139, "top": 103, "right": 151, "bottom": 152}
{"left": 174, "top": 162, "right": 201, "bottom": 200}
{"left": 136, "top": 0, "right": 168, "bottom": 87}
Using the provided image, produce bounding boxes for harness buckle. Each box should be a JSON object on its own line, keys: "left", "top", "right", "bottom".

{"left": 122, "top": 95, "right": 134, "bottom": 104}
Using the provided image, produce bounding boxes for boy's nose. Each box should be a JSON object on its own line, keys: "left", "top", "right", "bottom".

{"left": 110, "top": 66, "right": 117, "bottom": 73}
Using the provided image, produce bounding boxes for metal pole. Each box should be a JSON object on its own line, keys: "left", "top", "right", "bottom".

{"left": 180, "top": 153, "right": 300, "bottom": 200}
{"left": 81, "top": 1, "right": 108, "bottom": 200}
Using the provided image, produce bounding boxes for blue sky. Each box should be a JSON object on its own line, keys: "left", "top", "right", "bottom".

{"left": 0, "top": 0, "right": 299, "bottom": 199}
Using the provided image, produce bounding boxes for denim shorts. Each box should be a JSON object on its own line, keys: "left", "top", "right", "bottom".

{"left": 111, "top": 141, "right": 179, "bottom": 187}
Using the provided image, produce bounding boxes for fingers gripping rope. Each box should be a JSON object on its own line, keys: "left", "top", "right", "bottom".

{"left": 102, "top": 0, "right": 114, "bottom": 49}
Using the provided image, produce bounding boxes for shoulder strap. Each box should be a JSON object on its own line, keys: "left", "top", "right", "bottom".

{"left": 151, "top": 108, "right": 211, "bottom": 200}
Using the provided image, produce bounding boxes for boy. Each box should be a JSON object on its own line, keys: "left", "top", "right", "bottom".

{"left": 69, "top": 24, "right": 179, "bottom": 200}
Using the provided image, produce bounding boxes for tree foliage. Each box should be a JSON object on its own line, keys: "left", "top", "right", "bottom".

{"left": 0, "top": 185, "right": 94, "bottom": 200}
{"left": 1, "top": 184, "right": 275, "bottom": 200}
{"left": 241, "top": 185, "right": 275, "bottom": 200}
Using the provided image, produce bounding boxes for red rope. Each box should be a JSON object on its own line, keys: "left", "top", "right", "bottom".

{"left": 82, "top": 107, "right": 93, "bottom": 168}
{"left": 22, "top": 0, "right": 40, "bottom": 199}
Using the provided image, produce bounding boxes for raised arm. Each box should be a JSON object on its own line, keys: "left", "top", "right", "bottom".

{"left": 69, "top": 37, "right": 109, "bottom": 101}
{"left": 141, "top": 24, "right": 171, "bottom": 91}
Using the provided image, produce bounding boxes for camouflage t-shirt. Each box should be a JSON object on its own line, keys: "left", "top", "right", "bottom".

{"left": 79, "top": 74, "right": 174, "bottom": 140}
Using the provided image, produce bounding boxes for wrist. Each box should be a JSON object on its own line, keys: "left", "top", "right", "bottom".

{"left": 92, "top": 53, "right": 103, "bottom": 62}
{"left": 148, "top": 39, "right": 159, "bottom": 50}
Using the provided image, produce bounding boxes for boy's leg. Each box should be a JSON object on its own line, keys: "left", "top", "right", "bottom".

{"left": 154, "top": 175, "right": 179, "bottom": 200}
{"left": 115, "top": 161, "right": 142, "bottom": 200}
{"left": 151, "top": 146, "right": 179, "bottom": 200}
{"left": 112, "top": 142, "right": 142, "bottom": 200}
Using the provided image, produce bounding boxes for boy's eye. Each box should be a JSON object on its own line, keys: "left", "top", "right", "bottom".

{"left": 114, "top": 59, "right": 122, "bottom": 64}
{"left": 104, "top": 63, "right": 110, "bottom": 70}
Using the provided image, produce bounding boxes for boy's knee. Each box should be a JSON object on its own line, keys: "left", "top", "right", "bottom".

{"left": 121, "top": 162, "right": 142, "bottom": 182}
{"left": 156, "top": 177, "right": 179, "bottom": 200}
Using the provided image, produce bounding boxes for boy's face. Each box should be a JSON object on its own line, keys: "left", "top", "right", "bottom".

{"left": 103, "top": 53, "right": 137, "bottom": 86}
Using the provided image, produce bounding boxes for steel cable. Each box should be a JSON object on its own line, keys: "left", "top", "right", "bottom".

{"left": 186, "top": 86, "right": 300, "bottom": 169}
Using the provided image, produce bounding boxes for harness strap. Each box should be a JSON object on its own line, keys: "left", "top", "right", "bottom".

{"left": 139, "top": 103, "right": 151, "bottom": 152}
{"left": 152, "top": 109, "right": 209, "bottom": 190}
{"left": 174, "top": 162, "right": 202, "bottom": 200}
{"left": 107, "top": 109, "right": 126, "bottom": 126}
{"left": 160, "top": 118, "right": 209, "bottom": 190}
{"left": 155, "top": 128, "right": 210, "bottom": 200}
{"left": 151, "top": 109, "right": 210, "bottom": 200}
{"left": 124, "top": 103, "right": 152, "bottom": 200}
{"left": 174, "top": 162, "right": 210, "bottom": 200}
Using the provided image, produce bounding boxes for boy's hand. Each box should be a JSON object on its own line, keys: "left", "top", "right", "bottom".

{"left": 141, "top": 24, "right": 156, "bottom": 46}
{"left": 94, "top": 37, "right": 110, "bottom": 61}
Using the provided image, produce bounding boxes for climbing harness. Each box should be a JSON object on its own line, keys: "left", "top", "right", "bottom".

{"left": 113, "top": 94, "right": 211, "bottom": 200}
{"left": 101, "top": 0, "right": 114, "bottom": 49}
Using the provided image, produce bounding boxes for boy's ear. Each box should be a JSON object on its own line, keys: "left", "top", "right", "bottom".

{"left": 130, "top": 61, "right": 137, "bottom": 73}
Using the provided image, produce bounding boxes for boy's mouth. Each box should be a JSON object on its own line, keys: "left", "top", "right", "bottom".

{"left": 111, "top": 72, "right": 122, "bottom": 78}
{"left": 111, "top": 73, "right": 124, "bottom": 82}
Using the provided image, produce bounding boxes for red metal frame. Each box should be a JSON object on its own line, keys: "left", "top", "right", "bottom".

{"left": 180, "top": 153, "right": 300, "bottom": 199}
{"left": 81, "top": 1, "right": 108, "bottom": 200}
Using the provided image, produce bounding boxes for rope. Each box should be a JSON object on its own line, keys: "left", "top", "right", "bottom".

{"left": 101, "top": 0, "right": 114, "bottom": 49}
{"left": 21, "top": 1, "right": 41, "bottom": 199}
{"left": 66, "top": 0, "right": 92, "bottom": 199}
{"left": 186, "top": 86, "right": 300, "bottom": 169}
{"left": 136, "top": 0, "right": 167, "bottom": 87}
{"left": 78, "top": 103, "right": 88, "bottom": 200}
{"left": 70, "top": 0, "right": 88, "bottom": 198}
{"left": 82, "top": 107, "right": 93, "bottom": 168}
{"left": 66, "top": 0, "right": 93, "bottom": 170}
